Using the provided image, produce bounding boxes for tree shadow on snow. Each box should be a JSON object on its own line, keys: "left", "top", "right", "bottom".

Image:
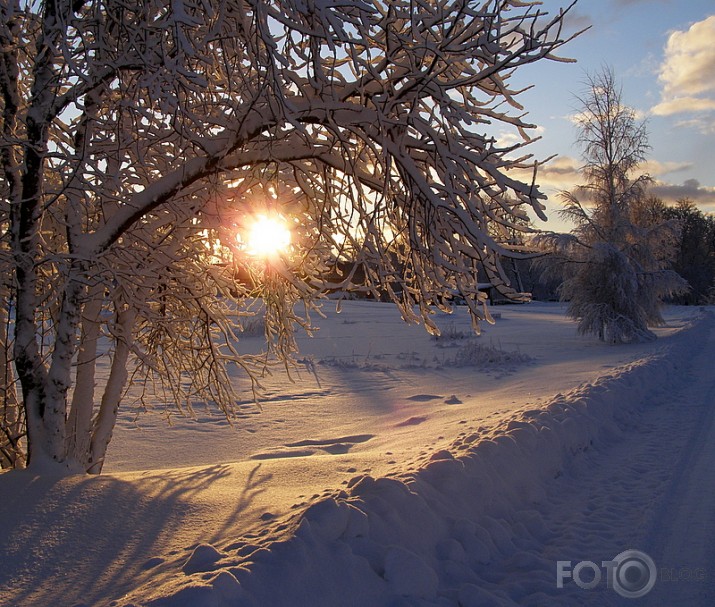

{"left": 0, "top": 462, "right": 269, "bottom": 606}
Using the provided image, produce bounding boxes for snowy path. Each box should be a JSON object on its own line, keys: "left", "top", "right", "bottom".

{"left": 641, "top": 318, "right": 715, "bottom": 606}
{"left": 502, "top": 310, "right": 715, "bottom": 605}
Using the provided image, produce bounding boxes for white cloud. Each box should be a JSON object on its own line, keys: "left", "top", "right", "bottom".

{"left": 495, "top": 125, "right": 546, "bottom": 149}
{"left": 660, "top": 16, "right": 715, "bottom": 97}
{"left": 651, "top": 15, "right": 715, "bottom": 125}
{"left": 670, "top": 116, "right": 715, "bottom": 135}
{"left": 495, "top": 131, "right": 525, "bottom": 148}
{"left": 510, "top": 156, "right": 581, "bottom": 199}
{"left": 642, "top": 159, "right": 692, "bottom": 178}
{"left": 652, "top": 96, "right": 715, "bottom": 116}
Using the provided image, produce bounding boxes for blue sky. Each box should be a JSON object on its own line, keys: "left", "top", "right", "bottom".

{"left": 507, "top": 0, "right": 715, "bottom": 229}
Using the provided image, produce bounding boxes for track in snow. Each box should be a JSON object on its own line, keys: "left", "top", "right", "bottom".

{"left": 511, "top": 312, "right": 715, "bottom": 606}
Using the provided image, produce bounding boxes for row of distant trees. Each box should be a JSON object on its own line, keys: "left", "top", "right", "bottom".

{"left": 515, "top": 197, "right": 715, "bottom": 306}
{"left": 661, "top": 200, "right": 715, "bottom": 305}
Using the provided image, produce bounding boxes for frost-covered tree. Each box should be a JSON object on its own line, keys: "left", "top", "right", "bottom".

{"left": 662, "top": 199, "right": 715, "bottom": 305}
{"left": 535, "top": 68, "right": 687, "bottom": 343}
{"left": 0, "top": 0, "right": 581, "bottom": 472}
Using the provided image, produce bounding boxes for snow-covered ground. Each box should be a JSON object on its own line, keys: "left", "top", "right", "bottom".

{"left": 1, "top": 301, "right": 714, "bottom": 607}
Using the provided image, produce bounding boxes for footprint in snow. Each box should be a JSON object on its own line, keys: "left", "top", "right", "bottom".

{"left": 285, "top": 434, "right": 374, "bottom": 448}
{"left": 406, "top": 394, "right": 442, "bottom": 402}
{"left": 250, "top": 434, "right": 375, "bottom": 460}
{"left": 250, "top": 448, "right": 316, "bottom": 460}
{"left": 395, "top": 415, "right": 429, "bottom": 427}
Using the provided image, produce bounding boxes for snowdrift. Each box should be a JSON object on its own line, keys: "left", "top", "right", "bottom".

{"left": 133, "top": 312, "right": 710, "bottom": 607}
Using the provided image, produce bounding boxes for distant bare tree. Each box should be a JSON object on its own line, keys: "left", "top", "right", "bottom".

{"left": 1, "top": 0, "right": 581, "bottom": 472}
{"left": 536, "top": 68, "right": 687, "bottom": 343}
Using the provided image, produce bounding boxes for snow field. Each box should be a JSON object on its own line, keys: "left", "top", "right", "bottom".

{"left": 133, "top": 312, "right": 711, "bottom": 607}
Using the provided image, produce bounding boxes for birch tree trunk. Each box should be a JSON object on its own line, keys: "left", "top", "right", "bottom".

{"left": 88, "top": 304, "right": 136, "bottom": 475}
{"left": 0, "top": 287, "right": 23, "bottom": 469}
{"left": 65, "top": 291, "right": 103, "bottom": 467}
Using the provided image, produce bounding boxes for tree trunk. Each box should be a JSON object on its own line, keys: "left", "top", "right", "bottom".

{"left": 12, "top": 190, "right": 49, "bottom": 469}
{"left": 0, "top": 290, "right": 24, "bottom": 469}
{"left": 66, "top": 291, "right": 103, "bottom": 467}
{"left": 12, "top": 0, "right": 65, "bottom": 470}
{"left": 40, "top": 271, "right": 87, "bottom": 467}
{"left": 88, "top": 304, "right": 135, "bottom": 474}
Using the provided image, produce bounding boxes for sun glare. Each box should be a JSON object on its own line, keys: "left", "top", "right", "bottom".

{"left": 245, "top": 214, "right": 292, "bottom": 258}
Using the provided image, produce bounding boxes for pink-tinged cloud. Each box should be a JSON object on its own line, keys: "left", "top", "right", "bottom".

{"left": 652, "top": 16, "right": 715, "bottom": 120}
{"left": 651, "top": 179, "right": 715, "bottom": 211}
{"left": 642, "top": 159, "right": 693, "bottom": 178}
{"left": 510, "top": 156, "right": 582, "bottom": 197}
{"left": 521, "top": 158, "right": 715, "bottom": 220}
{"left": 525, "top": 157, "right": 691, "bottom": 197}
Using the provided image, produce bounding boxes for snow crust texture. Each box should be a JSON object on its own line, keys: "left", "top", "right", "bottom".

{"left": 131, "top": 312, "right": 714, "bottom": 607}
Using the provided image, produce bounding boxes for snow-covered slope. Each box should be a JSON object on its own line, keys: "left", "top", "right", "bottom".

{"left": 1, "top": 302, "right": 713, "bottom": 607}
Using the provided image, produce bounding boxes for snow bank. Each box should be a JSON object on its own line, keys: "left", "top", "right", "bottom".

{"left": 131, "top": 313, "right": 710, "bottom": 607}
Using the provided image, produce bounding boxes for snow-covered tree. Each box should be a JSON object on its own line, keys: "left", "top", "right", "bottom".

{"left": 535, "top": 68, "right": 687, "bottom": 343}
{"left": 0, "top": 0, "right": 581, "bottom": 472}
{"left": 662, "top": 198, "right": 715, "bottom": 305}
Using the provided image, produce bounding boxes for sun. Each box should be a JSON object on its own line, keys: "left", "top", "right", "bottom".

{"left": 244, "top": 214, "right": 292, "bottom": 258}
